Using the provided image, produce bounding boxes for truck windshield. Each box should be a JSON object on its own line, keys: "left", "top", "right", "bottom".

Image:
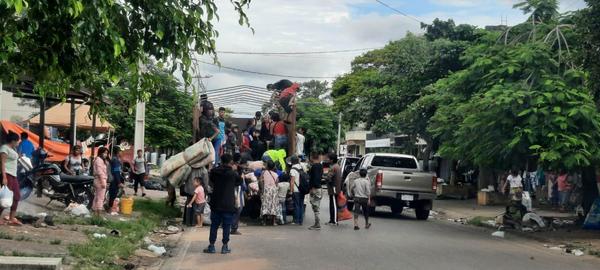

{"left": 371, "top": 156, "right": 418, "bottom": 169}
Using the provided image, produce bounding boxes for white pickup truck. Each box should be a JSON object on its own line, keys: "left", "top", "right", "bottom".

{"left": 343, "top": 153, "right": 437, "bottom": 220}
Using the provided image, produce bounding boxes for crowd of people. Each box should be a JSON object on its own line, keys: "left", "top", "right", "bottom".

{"left": 501, "top": 168, "right": 584, "bottom": 213}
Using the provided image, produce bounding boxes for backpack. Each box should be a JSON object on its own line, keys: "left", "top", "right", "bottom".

{"left": 292, "top": 167, "right": 310, "bottom": 195}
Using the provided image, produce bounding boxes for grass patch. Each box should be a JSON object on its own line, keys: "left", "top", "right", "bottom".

{"left": 467, "top": 216, "right": 491, "bottom": 227}
{"left": 14, "top": 235, "right": 32, "bottom": 242}
{"left": 589, "top": 249, "right": 600, "bottom": 257}
{"left": 50, "top": 239, "right": 62, "bottom": 245}
{"left": 69, "top": 198, "right": 180, "bottom": 270}
{"left": 0, "top": 231, "right": 13, "bottom": 240}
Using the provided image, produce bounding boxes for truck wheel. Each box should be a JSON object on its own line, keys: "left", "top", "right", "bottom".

{"left": 369, "top": 206, "right": 376, "bottom": 215}
{"left": 415, "top": 206, "right": 430, "bottom": 220}
{"left": 391, "top": 204, "right": 403, "bottom": 215}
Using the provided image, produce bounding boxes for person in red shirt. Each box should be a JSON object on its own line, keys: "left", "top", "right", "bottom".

{"left": 279, "top": 83, "right": 300, "bottom": 114}
{"left": 270, "top": 112, "right": 288, "bottom": 150}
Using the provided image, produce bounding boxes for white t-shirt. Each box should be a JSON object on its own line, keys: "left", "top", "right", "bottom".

{"left": 277, "top": 182, "right": 290, "bottom": 201}
{"left": 134, "top": 157, "right": 146, "bottom": 174}
{"left": 0, "top": 144, "right": 18, "bottom": 177}
{"left": 290, "top": 164, "right": 303, "bottom": 191}
{"left": 296, "top": 133, "right": 305, "bottom": 156}
{"left": 507, "top": 174, "right": 523, "bottom": 188}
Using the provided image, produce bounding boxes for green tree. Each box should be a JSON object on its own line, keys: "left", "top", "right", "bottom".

{"left": 296, "top": 98, "right": 337, "bottom": 154}
{"left": 0, "top": 0, "right": 251, "bottom": 106}
{"left": 105, "top": 69, "right": 193, "bottom": 151}
{"left": 300, "top": 80, "right": 330, "bottom": 102}
{"left": 514, "top": 0, "right": 559, "bottom": 23}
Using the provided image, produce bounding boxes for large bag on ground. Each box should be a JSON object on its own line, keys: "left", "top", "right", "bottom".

{"left": 167, "top": 164, "right": 191, "bottom": 187}
{"left": 160, "top": 152, "right": 186, "bottom": 177}
{"left": 583, "top": 198, "right": 600, "bottom": 230}
{"left": 184, "top": 138, "right": 213, "bottom": 164}
{"left": 336, "top": 193, "right": 353, "bottom": 221}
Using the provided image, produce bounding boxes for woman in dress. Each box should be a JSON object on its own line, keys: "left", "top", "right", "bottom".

{"left": 260, "top": 160, "right": 280, "bottom": 225}
{"left": 92, "top": 147, "right": 109, "bottom": 215}
{"left": 0, "top": 132, "right": 21, "bottom": 225}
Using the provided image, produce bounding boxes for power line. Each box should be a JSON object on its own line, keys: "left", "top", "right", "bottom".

{"left": 374, "top": 0, "right": 424, "bottom": 24}
{"left": 216, "top": 47, "right": 380, "bottom": 55}
{"left": 198, "top": 60, "right": 338, "bottom": 79}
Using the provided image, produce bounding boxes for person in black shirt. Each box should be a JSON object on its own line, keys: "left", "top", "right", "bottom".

{"left": 204, "top": 154, "right": 242, "bottom": 254}
{"left": 250, "top": 130, "right": 266, "bottom": 161}
{"left": 308, "top": 152, "right": 324, "bottom": 230}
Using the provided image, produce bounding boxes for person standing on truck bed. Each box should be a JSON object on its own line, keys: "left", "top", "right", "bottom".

{"left": 326, "top": 153, "right": 342, "bottom": 225}
{"left": 308, "top": 152, "right": 324, "bottom": 230}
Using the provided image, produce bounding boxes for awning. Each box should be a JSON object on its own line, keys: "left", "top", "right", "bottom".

{"left": 28, "top": 103, "right": 113, "bottom": 132}
{"left": 0, "top": 120, "right": 92, "bottom": 162}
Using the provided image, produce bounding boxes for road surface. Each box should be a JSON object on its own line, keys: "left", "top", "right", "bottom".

{"left": 162, "top": 201, "right": 599, "bottom": 270}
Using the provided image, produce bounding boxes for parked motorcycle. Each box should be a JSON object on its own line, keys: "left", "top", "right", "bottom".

{"left": 18, "top": 150, "right": 95, "bottom": 209}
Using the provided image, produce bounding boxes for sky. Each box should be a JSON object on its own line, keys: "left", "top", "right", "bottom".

{"left": 196, "top": 0, "right": 587, "bottom": 114}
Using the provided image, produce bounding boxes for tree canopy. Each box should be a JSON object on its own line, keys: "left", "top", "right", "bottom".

{"left": 105, "top": 69, "right": 193, "bottom": 151}
{"left": 0, "top": 0, "right": 251, "bottom": 107}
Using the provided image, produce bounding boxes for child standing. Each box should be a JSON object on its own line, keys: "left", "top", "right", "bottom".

{"left": 351, "top": 169, "right": 372, "bottom": 230}
{"left": 187, "top": 177, "right": 207, "bottom": 228}
{"left": 277, "top": 174, "right": 290, "bottom": 225}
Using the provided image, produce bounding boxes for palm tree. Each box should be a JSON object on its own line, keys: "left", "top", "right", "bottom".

{"left": 513, "top": 0, "right": 559, "bottom": 23}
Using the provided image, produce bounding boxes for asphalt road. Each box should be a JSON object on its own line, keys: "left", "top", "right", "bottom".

{"left": 163, "top": 201, "right": 600, "bottom": 270}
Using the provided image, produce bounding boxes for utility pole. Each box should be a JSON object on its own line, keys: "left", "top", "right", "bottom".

{"left": 134, "top": 101, "right": 146, "bottom": 153}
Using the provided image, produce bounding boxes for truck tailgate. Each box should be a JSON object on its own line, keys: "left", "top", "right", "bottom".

{"left": 374, "top": 169, "right": 433, "bottom": 194}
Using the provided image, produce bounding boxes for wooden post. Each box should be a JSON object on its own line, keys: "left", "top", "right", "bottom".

{"left": 288, "top": 102, "right": 297, "bottom": 157}
{"left": 90, "top": 109, "right": 97, "bottom": 168}
{"left": 39, "top": 98, "right": 46, "bottom": 149}
{"left": 69, "top": 97, "right": 76, "bottom": 153}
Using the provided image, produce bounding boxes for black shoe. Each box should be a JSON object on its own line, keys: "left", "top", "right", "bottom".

{"left": 203, "top": 245, "right": 216, "bottom": 254}
{"left": 354, "top": 226, "right": 360, "bottom": 230}
{"left": 221, "top": 245, "right": 231, "bottom": 254}
{"left": 366, "top": 223, "right": 371, "bottom": 229}
{"left": 142, "top": 193, "right": 147, "bottom": 197}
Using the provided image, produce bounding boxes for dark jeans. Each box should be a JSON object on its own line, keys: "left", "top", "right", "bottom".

{"left": 354, "top": 198, "right": 370, "bottom": 224}
{"left": 133, "top": 173, "right": 145, "bottom": 193}
{"left": 209, "top": 211, "right": 234, "bottom": 245}
{"left": 108, "top": 173, "right": 121, "bottom": 209}
{"left": 231, "top": 207, "right": 243, "bottom": 231}
{"left": 293, "top": 192, "right": 304, "bottom": 225}
{"left": 328, "top": 194, "right": 337, "bottom": 224}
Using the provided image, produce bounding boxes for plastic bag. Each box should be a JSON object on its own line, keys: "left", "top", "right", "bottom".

{"left": 0, "top": 186, "right": 13, "bottom": 209}
{"left": 202, "top": 203, "right": 212, "bottom": 225}
{"left": 583, "top": 198, "right": 600, "bottom": 230}
{"left": 521, "top": 191, "right": 532, "bottom": 212}
{"left": 336, "top": 193, "right": 353, "bottom": 221}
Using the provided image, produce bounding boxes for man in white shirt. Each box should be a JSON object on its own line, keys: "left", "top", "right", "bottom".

{"left": 289, "top": 155, "right": 305, "bottom": 225}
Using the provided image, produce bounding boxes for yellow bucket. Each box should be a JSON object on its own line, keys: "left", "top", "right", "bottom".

{"left": 120, "top": 196, "right": 134, "bottom": 215}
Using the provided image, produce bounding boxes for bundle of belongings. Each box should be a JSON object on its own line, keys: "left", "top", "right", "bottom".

{"left": 160, "top": 138, "right": 215, "bottom": 190}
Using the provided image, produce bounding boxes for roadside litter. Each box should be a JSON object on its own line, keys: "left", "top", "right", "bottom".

{"left": 65, "top": 203, "right": 91, "bottom": 217}
{"left": 93, "top": 233, "right": 107, "bottom": 239}
{"left": 147, "top": 244, "right": 166, "bottom": 256}
{"left": 491, "top": 231, "right": 505, "bottom": 238}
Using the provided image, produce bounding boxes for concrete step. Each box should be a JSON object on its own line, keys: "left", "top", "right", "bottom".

{"left": 0, "top": 256, "right": 62, "bottom": 270}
